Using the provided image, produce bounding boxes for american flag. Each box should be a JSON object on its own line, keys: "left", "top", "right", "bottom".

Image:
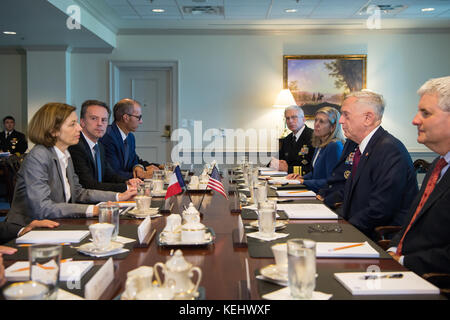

{"left": 207, "top": 165, "right": 228, "bottom": 199}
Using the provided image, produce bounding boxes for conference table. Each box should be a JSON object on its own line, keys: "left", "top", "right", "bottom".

{"left": 1, "top": 168, "right": 446, "bottom": 301}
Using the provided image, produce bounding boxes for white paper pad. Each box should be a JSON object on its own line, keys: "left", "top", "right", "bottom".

{"left": 267, "top": 177, "right": 302, "bottom": 185}
{"left": 316, "top": 242, "right": 379, "bottom": 258}
{"left": 16, "top": 230, "right": 90, "bottom": 244}
{"left": 114, "top": 236, "right": 136, "bottom": 244}
{"left": 334, "top": 271, "right": 440, "bottom": 295}
{"left": 260, "top": 170, "right": 288, "bottom": 176}
{"left": 246, "top": 232, "right": 289, "bottom": 241}
{"left": 262, "top": 287, "right": 332, "bottom": 300}
{"left": 277, "top": 203, "right": 338, "bottom": 219}
{"left": 5, "top": 260, "right": 94, "bottom": 282}
{"left": 81, "top": 248, "right": 129, "bottom": 258}
{"left": 276, "top": 190, "right": 316, "bottom": 197}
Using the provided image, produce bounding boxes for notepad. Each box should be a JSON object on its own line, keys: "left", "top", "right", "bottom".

{"left": 16, "top": 230, "right": 89, "bottom": 244}
{"left": 276, "top": 190, "right": 316, "bottom": 197}
{"left": 267, "top": 177, "right": 302, "bottom": 185}
{"left": 5, "top": 260, "right": 94, "bottom": 282}
{"left": 316, "top": 242, "right": 379, "bottom": 258}
{"left": 260, "top": 170, "right": 287, "bottom": 176}
{"left": 334, "top": 271, "right": 440, "bottom": 295}
{"left": 277, "top": 203, "right": 338, "bottom": 219}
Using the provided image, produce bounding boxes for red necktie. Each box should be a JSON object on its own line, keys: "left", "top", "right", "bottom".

{"left": 351, "top": 147, "right": 361, "bottom": 179}
{"left": 396, "top": 157, "right": 447, "bottom": 256}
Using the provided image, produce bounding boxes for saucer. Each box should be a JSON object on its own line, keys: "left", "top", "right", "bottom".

{"left": 248, "top": 220, "right": 288, "bottom": 230}
{"left": 260, "top": 264, "right": 288, "bottom": 283}
{"left": 76, "top": 241, "right": 124, "bottom": 255}
{"left": 128, "top": 207, "right": 159, "bottom": 217}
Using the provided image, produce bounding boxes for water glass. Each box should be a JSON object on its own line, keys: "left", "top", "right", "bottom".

{"left": 287, "top": 239, "right": 316, "bottom": 299}
{"left": 253, "top": 180, "right": 267, "bottom": 204}
{"left": 99, "top": 203, "right": 120, "bottom": 240}
{"left": 29, "top": 244, "right": 62, "bottom": 300}
{"left": 144, "top": 179, "right": 153, "bottom": 196}
{"left": 257, "top": 200, "right": 277, "bottom": 237}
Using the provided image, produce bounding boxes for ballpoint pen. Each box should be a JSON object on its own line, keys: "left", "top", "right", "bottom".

{"left": 363, "top": 273, "right": 403, "bottom": 280}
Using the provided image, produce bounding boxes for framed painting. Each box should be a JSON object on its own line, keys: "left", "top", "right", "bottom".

{"left": 283, "top": 55, "right": 367, "bottom": 119}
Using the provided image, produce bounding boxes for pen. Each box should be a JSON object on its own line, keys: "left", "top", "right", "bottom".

{"left": 12, "top": 259, "right": 73, "bottom": 272}
{"left": 364, "top": 273, "right": 403, "bottom": 280}
{"left": 287, "top": 190, "right": 309, "bottom": 194}
{"left": 330, "top": 242, "right": 365, "bottom": 251}
{"left": 18, "top": 243, "right": 71, "bottom": 247}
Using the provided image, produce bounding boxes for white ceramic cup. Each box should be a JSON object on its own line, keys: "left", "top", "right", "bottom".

{"left": 124, "top": 266, "right": 154, "bottom": 300}
{"left": 189, "top": 176, "right": 199, "bottom": 189}
{"left": 136, "top": 287, "right": 174, "bottom": 300}
{"left": 3, "top": 281, "right": 49, "bottom": 300}
{"left": 152, "top": 180, "right": 164, "bottom": 192}
{"left": 135, "top": 195, "right": 152, "bottom": 212}
{"left": 89, "top": 223, "right": 115, "bottom": 250}
{"left": 271, "top": 243, "right": 288, "bottom": 274}
{"left": 165, "top": 214, "right": 182, "bottom": 231}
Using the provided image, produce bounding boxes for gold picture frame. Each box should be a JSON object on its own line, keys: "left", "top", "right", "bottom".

{"left": 283, "top": 55, "right": 367, "bottom": 119}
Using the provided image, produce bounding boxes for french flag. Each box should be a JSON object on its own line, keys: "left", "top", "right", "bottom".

{"left": 165, "top": 165, "right": 186, "bottom": 199}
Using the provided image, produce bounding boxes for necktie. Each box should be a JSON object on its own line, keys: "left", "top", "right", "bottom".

{"left": 93, "top": 144, "right": 102, "bottom": 182}
{"left": 351, "top": 147, "right": 361, "bottom": 179}
{"left": 123, "top": 137, "right": 129, "bottom": 167}
{"left": 396, "top": 157, "right": 447, "bottom": 255}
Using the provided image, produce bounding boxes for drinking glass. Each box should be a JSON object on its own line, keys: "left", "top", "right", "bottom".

{"left": 29, "top": 244, "right": 62, "bottom": 300}
{"left": 257, "top": 200, "right": 277, "bottom": 237}
{"left": 99, "top": 203, "right": 120, "bottom": 240}
{"left": 287, "top": 239, "right": 316, "bottom": 299}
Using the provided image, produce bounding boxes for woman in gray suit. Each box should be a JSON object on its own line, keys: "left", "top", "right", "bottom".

{"left": 6, "top": 103, "right": 136, "bottom": 226}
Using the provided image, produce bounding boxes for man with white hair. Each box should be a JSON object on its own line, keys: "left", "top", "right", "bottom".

{"left": 339, "top": 90, "right": 418, "bottom": 239}
{"left": 270, "top": 105, "right": 315, "bottom": 175}
{"left": 388, "top": 76, "right": 450, "bottom": 275}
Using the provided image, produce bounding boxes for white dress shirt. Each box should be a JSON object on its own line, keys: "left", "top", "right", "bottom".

{"left": 358, "top": 125, "right": 380, "bottom": 154}
{"left": 293, "top": 125, "right": 306, "bottom": 142}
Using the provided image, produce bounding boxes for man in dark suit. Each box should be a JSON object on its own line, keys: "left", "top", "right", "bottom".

{"left": 316, "top": 138, "right": 358, "bottom": 211}
{"left": 339, "top": 90, "right": 418, "bottom": 239}
{"left": 270, "top": 105, "right": 315, "bottom": 175}
{"left": 69, "top": 100, "right": 141, "bottom": 192}
{"left": 388, "top": 76, "right": 450, "bottom": 275}
{"left": 100, "top": 99, "right": 160, "bottom": 180}
{"left": 0, "top": 116, "right": 28, "bottom": 155}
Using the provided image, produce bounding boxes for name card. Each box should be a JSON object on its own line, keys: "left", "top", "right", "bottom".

{"left": 238, "top": 215, "right": 244, "bottom": 242}
{"left": 84, "top": 258, "right": 114, "bottom": 300}
{"left": 138, "top": 215, "right": 152, "bottom": 244}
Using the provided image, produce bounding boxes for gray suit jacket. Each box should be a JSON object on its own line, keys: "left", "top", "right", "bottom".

{"left": 6, "top": 145, "right": 117, "bottom": 226}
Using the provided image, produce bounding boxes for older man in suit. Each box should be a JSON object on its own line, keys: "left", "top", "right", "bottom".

{"left": 339, "top": 90, "right": 418, "bottom": 239}
{"left": 388, "top": 76, "right": 450, "bottom": 275}
{"left": 69, "top": 100, "right": 141, "bottom": 192}
{"left": 270, "top": 105, "right": 315, "bottom": 175}
{"left": 0, "top": 116, "right": 28, "bottom": 155}
{"left": 100, "top": 99, "right": 160, "bottom": 180}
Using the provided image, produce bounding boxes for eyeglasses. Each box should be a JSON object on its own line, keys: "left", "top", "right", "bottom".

{"left": 307, "top": 224, "right": 342, "bottom": 233}
{"left": 126, "top": 114, "right": 142, "bottom": 121}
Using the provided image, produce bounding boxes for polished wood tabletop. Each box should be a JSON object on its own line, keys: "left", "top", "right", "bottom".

{"left": 2, "top": 170, "right": 445, "bottom": 301}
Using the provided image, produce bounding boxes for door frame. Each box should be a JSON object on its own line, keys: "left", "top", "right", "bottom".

{"left": 109, "top": 60, "right": 179, "bottom": 162}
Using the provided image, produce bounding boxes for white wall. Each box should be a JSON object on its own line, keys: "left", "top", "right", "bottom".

{"left": 2, "top": 29, "right": 450, "bottom": 154}
{"left": 0, "top": 53, "right": 26, "bottom": 131}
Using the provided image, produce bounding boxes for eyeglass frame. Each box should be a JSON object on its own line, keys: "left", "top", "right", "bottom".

{"left": 307, "top": 224, "right": 343, "bottom": 233}
{"left": 126, "top": 113, "right": 143, "bottom": 121}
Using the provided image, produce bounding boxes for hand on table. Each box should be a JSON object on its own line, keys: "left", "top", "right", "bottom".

{"left": 18, "top": 220, "right": 60, "bottom": 237}
{"left": 118, "top": 187, "right": 137, "bottom": 201}
{"left": 127, "top": 178, "right": 142, "bottom": 188}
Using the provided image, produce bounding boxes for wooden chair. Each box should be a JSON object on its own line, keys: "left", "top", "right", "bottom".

{"left": 422, "top": 273, "right": 450, "bottom": 298}
{"left": 413, "top": 159, "right": 431, "bottom": 175}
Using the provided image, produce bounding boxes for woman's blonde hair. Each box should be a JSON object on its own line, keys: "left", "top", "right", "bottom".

{"left": 311, "top": 106, "right": 345, "bottom": 148}
{"left": 28, "top": 102, "right": 76, "bottom": 147}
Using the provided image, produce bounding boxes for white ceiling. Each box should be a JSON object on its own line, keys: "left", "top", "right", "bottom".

{"left": 83, "top": 0, "right": 450, "bottom": 32}
{"left": 0, "top": 0, "right": 449, "bottom": 51}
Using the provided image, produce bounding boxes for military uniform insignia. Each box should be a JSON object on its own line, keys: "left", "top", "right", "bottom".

{"left": 301, "top": 159, "right": 308, "bottom": 165}
{"left": 299, "top": 145, "right": 309, "bottom": 156}
{"left": 344, "top": 170, "right": 351, "bottom": 179}
{"left": 345, "top": 152, "right": 355, "bottom": 165}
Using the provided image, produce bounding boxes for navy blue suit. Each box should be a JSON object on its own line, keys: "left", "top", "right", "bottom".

{"left": 390, "top": 157, "right": 450, "bottom": 275}
{"left": 99, "top": 123, "right": 151, "bottom": 179}
{"left": 342, "top": 127, "right": 418, "bottom": 239}
{"left": 0, "top": 221, "right": 22, "bottom": 244}
{"left": 318, "top": 139, "right": 358, "bottom": 209}
{"left": 278, "top": 125, "right": 315, "bottom": 174}
{"left": 69, "top": 134, "right": 128, "bottom": 192}
{"left": 302, "top": 140, "right": 343, "bottom": 193}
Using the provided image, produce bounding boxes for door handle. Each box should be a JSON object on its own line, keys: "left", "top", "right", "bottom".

{"left": 161, "top": 124, "right": 171, "bottom": 138}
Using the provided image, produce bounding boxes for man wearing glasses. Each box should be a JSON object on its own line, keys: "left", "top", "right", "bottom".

{"left": 270, "top": 105, "right": 315, "bottom": 174}
{"left": 100, "top": 98, "right": 160, "bottom": 179}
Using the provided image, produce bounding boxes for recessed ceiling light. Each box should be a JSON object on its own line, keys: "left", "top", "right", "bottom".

{"left": 3, "top": 31, "right": 17, "bottom": 35}
{"left": 285, "top": 9, "right": 297, "bottom": 13}
{"left": 152, "top": 8, "right": 165, "bottom": 13}
{"left": 421, "top": 8, "right": 435, "bottom": 12}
